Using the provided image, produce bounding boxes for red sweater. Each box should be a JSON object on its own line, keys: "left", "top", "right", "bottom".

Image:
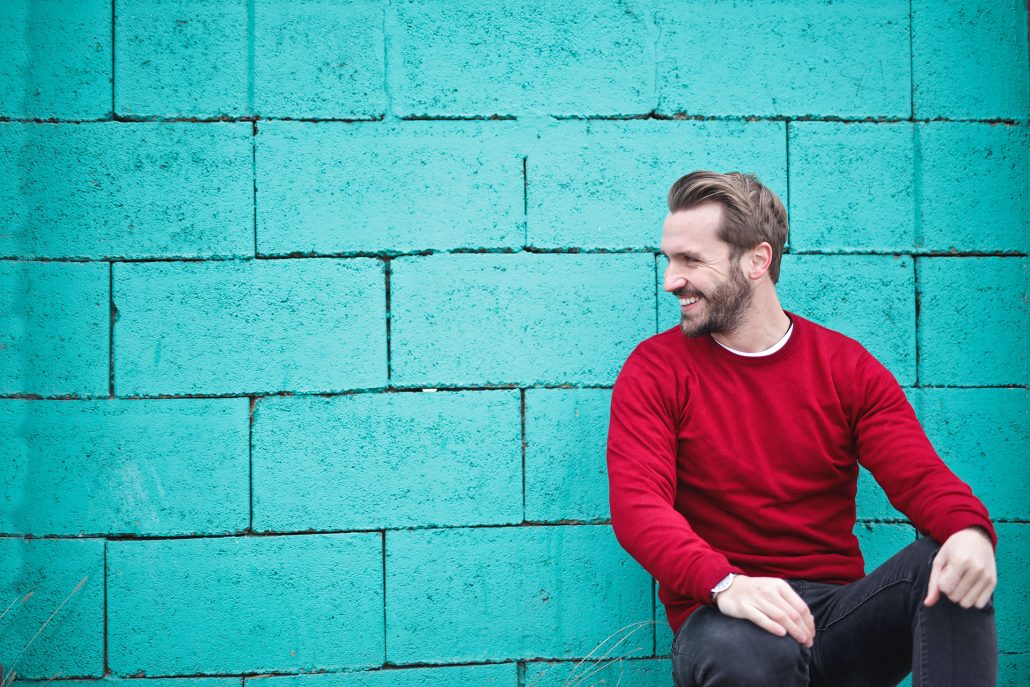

{"left": 606, "top": 312, "right": 996, "bottom": 635}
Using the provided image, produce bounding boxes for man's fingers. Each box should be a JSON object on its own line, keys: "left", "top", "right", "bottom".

{"left": 924, "top": 554, "right": 944, "bottom": 607}
{"left": 777, "top": 584, "right": 816, "bottom": 637}
{"left": 958, "top": 577, "right": 988, "bottom": 609}
{"left": 974, "top": 580, "right": 995, "bottom": 610}
{"left": 947, "top": 566, "right": 977, "bottom": 605}
{"left": 754, "top": 598, "right": 812, "bottom": 647}
{"left": 744, "top": 605, "right": 787, "bottom": 638}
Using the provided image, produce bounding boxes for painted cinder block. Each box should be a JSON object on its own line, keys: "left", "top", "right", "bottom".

{"left": 527, "top": 119, "right": 787, "bottom": 250}
{"left": 387, "top": 0, "right": 653, "bottom": 117}
{"left": 788, "top": 122, "right": 915, "bottom": 253}
{"left": 1000, "top": 654, "right": 1030, "bottom": 687}
{"left": 525, "top": 658, "right": 671, "bottom": 687}
{"left": 113, "top": 258, "right": 386, "bottom": 395}
{"left": 252, "top": 390, "right": 521, "bottom": 531}
{"left": 654, "top": 588, "right": 673, "bottom": 657}
{"left": 0, "top": 398, "right": 249, "bottom": 536}
{"left": 524, "top": 388, "right": 613, "bottom": 522}
{"left": 659, "top": 254, "right": 916, "bottom": 385}
{"left": 115, "top": 0, "right": 248, "bottom": 117}
{"left": 0, "top": 123, "right": 252, "bottom": 259}
{"left": 107, "top": 533, "right": 383, "bottom": 675}
{"left": 916, "top": 388, "right": 1028, "bottom": 521}
{"left": 0, "top": 0, "right": 111, "bottom": 118}
{"left": 917, "top": 257, "right": 1028, "bottom": 386}
{"left": 854, "top": 522, "right": 916, "bottom": 574}
{"left": 0, "top": 261, "right": 108, "bottom": 396}
{"left": 8, "top": 679, "right": 242, "bottom": 687}
{"left": 385, "top": 525, "right": 652, "bottom": 663}
{"left": 256, "top": 121, "right": 524, "bottom": 255}
{"left": 391, "top": 254, "right": 656, "bottom": 387}
{"left": 911, "top": 0, "right": 1029, "bottom": 120}
{"left": 655, "top": 0, "right": 910, "bottom": 117}
{"left": 253, "top": 0, "right": 385, "bottom": 119}
{"left": 0, "top": 538, "right": 104, "bottom": 679}
{"left": 249, "top": 664, "right": 517, "bottom": 687}
{"left": 994, "top": 523, "right": 1029, "bottom": 654}
{"left": 916, "top": 122, "right": 1029, "bottom": 254}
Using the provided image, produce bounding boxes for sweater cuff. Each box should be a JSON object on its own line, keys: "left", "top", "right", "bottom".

{"left": 933, "top": 513, "right": 998, "bottom": 551}
{"left": 694, "top": 560, "right": 746, "bottom": 607}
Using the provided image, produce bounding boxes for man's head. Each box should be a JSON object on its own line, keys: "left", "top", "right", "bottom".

{"left": 661, "top": 171, "right": 788, "bottom": 338}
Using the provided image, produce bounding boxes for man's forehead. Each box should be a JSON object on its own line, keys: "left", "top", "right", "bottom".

{"left": 661, "top": 204, "right": 726, "bottom": 250}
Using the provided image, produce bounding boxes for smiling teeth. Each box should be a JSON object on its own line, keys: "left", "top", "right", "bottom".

{"left": 680, "top": 297, "right": 699, "bottom": 305}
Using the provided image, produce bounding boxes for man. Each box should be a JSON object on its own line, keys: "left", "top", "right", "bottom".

{"left": 606, "top": 171, "right": 998, "bottom": 686}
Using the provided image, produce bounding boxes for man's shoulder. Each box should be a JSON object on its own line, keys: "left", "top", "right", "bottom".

{"left": 791, "top": 312, "right": 869, "bottom": 358}
{"left": 626, "top": 325, "right": 707, "bottom": 363}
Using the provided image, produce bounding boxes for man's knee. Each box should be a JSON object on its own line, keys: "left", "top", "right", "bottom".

{"left": 674, "top": 611, "right": 809, "bottom": 686}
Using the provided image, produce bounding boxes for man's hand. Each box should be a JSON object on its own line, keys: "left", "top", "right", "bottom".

{"left": 924, "top": 527, "right": 997, "bottom": 609}
{"left": 715, "top": 575, "right": 815, "bottom": 647}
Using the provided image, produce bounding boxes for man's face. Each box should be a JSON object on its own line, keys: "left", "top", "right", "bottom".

{"left": 660, "top": 203, "right": 753, "bottom": 338}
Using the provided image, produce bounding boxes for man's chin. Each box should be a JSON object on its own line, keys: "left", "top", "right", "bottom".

{"left": 679, "top": 319, "right": 711, "bottom": 339}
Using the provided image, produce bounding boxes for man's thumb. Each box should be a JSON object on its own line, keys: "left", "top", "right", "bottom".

{"left": 924, "top": 554, "right": 944, "bottom": 607}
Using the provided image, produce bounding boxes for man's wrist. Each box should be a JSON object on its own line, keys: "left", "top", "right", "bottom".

{"left": 711, "top": 573, "right": 736, "bottom": 603}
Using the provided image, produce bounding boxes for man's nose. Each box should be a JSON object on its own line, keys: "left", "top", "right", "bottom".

{"left": 664, "top": 272, "right": 687, "bottom": 293}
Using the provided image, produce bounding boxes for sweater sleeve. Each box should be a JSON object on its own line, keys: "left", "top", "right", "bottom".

{"left": 849, "top": 347, "right": 997, "bottom": 550}
{"left": 606, "top": 345, "right": 744, "bottom": 605}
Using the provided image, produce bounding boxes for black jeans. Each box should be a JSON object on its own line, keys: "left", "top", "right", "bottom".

{"left": 671, "top": 536, "right": 997, "bottom": 686}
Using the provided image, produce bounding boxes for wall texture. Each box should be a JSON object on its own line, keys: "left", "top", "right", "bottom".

{"left": 0, "top": 0, "right": 1027, "bottom": 685}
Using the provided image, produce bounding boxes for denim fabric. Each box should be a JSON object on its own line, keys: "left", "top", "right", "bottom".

{"left": 671, "top": 537, "right": 997, "bottom": 686}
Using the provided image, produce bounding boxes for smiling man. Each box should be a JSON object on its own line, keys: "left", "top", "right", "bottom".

{"left": 606, "top": 170, "right": 998, "bottom": 686}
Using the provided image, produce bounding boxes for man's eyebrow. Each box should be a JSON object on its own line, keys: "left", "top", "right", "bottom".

{"left": 660, "top": 249, "right": 705, "bottom": 261}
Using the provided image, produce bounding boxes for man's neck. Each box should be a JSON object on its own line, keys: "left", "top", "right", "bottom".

{"left": 710, "top": 290, "right": 792, "bottom": 353}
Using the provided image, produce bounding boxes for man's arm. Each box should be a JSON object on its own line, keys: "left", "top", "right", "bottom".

{"left": 606, "top": 346, "right": 742, "bottom": 604}
{"left": 848, "top": 348, "right": 997, "bottom": 608}
{"left": 606, "top": 345, "right": 814, "bottom": 645}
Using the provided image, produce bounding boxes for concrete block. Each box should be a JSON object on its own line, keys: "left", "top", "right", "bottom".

{"left": 254, "top": 0, "right": 385, "bottom": 119}
{"left": 788, "top": 122, "right": 914, "bottom": 252}
{"left": 912, "top": 0, "right": 1029, "bottom": 119}
{"left": 115, "top": 0, "right": 248, "bottom": 117}
{"left": 916, "top": 388, "right": 1029, "bottom": 520}
{"left": 0, "top": 0, "right": 111, "bottom": 118}
{"left": 917, "top": 257, "right": 1027, "bottom": 386}
{"left": 113, "top": 258, "right": 386, "bottom": 395}
{"left": 525, "top": 658, "right": 671, "bottom": 687}
{"left": 527, "top": 119, "right": 787, "bottom": 249}
{"left": 0, "top": 398, "right": 249, "bottom": 536}
{"left": 0, "top": 538, "right": 104, "bottom": 678}
{"left": 994, "top": 523, "right": 1029, "bottom": 654}
{"left": 252, "top": 390, "right": 521, "bottom": 530}
{"left": 388, "top": 0, "right": 653, "bottom": 116}
{"left": 524, "top": 388, "right": 613, "bottom": 522}
{"left": 249, "top": 664, "right": 517, "bottom": 687}
{"left": 256, "top": 121, "right": 523, "bottom": 255}
{"left": 0, "top": 261, "right": 108, "bottom": 396}
{"left": 655, "top": 592, "right": 673, "bottom": 658}
{"left": 854, "top": 522, "right": 916, "bottom": 574}
{"left": 385, "top": 525, "right": 652, "bottom": 663}
{"left": 916, "top": 122, "right": 1029, "bottom": 253}
{"left": 655, "top": 0, "right": 910, "bottom": 117}
{"left": 108, "top": 533, "right": 383, "bottom": 675}
{"left": 0, "top": 122, "right": 253, "bottom": 259}
{"left": 391, "top": 254, "right": 656, "bottom": 387}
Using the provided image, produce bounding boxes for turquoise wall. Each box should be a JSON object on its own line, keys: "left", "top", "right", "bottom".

{"left": 1, "top": 0, "right": 1027, "bottom": 685}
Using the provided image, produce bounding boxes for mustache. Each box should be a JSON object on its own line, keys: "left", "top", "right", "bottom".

{"left": 673, "top": 290, "right": 704, "bottom": 299}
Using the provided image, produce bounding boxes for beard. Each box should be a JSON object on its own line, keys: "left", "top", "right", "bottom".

{"left": 677, "top": 267, "right": 754, "bottom": 338}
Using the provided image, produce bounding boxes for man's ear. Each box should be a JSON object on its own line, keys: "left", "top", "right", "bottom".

{"left": 748, "top": 242, "right": 774, "bottom": 280}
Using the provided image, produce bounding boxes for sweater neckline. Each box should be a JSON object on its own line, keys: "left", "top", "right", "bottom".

{"left": 698, "top": 310, "right": 802, "bottom": 366}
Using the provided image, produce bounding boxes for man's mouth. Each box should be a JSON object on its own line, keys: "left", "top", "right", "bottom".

{"left": 679, "top": 296, "right": 700, "bottom": 306}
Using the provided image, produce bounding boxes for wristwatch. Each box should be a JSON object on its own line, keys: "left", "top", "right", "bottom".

{"left": 711, "top": 573, "right": 736, "bottom": 602}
